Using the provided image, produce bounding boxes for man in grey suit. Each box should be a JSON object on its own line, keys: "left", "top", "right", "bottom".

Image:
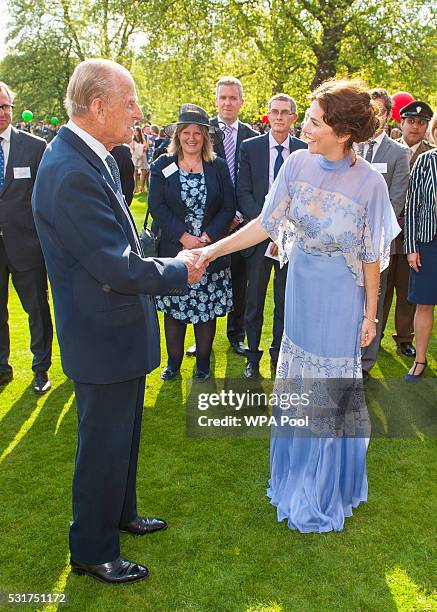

{"left": 360, "top": 88, "right": 410, "bottom": 380}
{"left": 0, "top": 81, "right": 53, "bottom": 393}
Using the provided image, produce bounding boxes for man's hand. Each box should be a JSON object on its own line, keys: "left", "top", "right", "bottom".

{"left": 179, "top": 232, "right": 204, "bottom": 250}
{"left": 229, "top": 215, "right": 242, "bottom": 233}
{"left": 176, "top": 249, "right": 206, "bottom": 284}
{"left": 407, "top": 252, "right": 421, "bottom": 273}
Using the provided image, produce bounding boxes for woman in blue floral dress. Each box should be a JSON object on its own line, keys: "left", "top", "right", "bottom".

{"left": 194, "top": 80, "right": 400, "bottom": 532}
{"left": 148, "top": 104, "right": 235, "bottom": 381}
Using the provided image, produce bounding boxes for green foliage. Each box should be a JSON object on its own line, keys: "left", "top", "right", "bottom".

{"left": 0, "top": 0, "right": 435, "bottom": 124}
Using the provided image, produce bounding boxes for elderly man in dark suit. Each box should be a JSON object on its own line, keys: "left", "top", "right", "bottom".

{"left": 359, "top": 89, "right": 411, "bottom": 380}
{"left": 381, "top": 100, "right": 435, "bottom": 359}
{"left": 32, "top": 59, "right": 203, "bottom": 585}
{"left": 237, "top": 94, "right": 307, "bottom": 379}
{"left": 0, "top": 81, "right": 53, "bottom": 393}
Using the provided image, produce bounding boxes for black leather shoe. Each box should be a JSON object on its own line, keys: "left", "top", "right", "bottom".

{"left": 160, "top": 366, "right": 179, "bottom": 381}
{"left": 244, "top": 362, "right": 260, "bottom": 380}
{"left": 0, "top": 369, "right": 13, "bottom": 386}
{"left": 33, "top": 371, "right": 51, "bottom": 394}
{"left": 362, "top": 369, "right": 370, "bottom": 384}
{"left": 230, "top": 341, "right": 247, "bottom": 356}
{"left": 399, "top": 342, "right": 416, "bottom": 357}
{"left": 194, "top": 369, "right": 210, "bottom": 381}
{"left": 71, "top": 555, "right": 149, "bottom": 584}
{"left": 186, "top": 344, "right": 196, "bottom": 357}
{"left": 120, "top": 516, "right": 167, "bottom": 536}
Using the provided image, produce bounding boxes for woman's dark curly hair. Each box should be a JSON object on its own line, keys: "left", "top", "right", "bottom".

{"left": 309, "top": 79, "right": 380, "bottom": 155}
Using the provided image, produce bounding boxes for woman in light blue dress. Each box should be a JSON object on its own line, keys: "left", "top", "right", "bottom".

{"left": 193, "top": 79, "right": 400, "bottom": 533}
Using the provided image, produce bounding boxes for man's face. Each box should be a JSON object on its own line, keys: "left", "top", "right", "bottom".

{"left": 402, "top": 117, "right": 429, "bottom": 147}
{"left": 268, "top": 100, "right": 296, "bottom": 136}
{"left": 101, "top": 74, "right": 143, "bottom": 147}
{"left": 216, "top": 85, "right": 243, "bottom": 124}
{"left": 0, "top": 90, "right": 13, "bottom": 133}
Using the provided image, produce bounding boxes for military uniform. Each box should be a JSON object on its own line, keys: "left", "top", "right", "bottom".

{"left": 382, "top": 101, "right": 435, "bottom": 353}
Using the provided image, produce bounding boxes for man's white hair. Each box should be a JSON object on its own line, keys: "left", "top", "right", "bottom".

{"left": 65, "top": 58, "right": 131, "bottom": 118}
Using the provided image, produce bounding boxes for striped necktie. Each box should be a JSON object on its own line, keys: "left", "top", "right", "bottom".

{"left": 105, "top": 154, "right": 122, "bottom": 194}
{"left": 0, "top": 137, "right": 4, "bottom": 191}
{"left": 223, "top": 125, "right": 236, "bottom": 183}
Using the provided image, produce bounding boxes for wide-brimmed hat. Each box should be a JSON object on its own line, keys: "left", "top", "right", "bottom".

{"left": 163, "top": 104, "right": 225, "bottom": 144}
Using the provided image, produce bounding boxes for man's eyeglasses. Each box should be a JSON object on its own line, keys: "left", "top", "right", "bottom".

{"left": 269, "top": 109, "right": 293, "bottom": 118}
{"left": 0, "top": 104, "right": 14, "bottom": 112}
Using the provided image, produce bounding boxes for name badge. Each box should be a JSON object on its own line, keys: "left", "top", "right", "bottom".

{"left": 162, "top": 162, "right": 178, "bottom": 178}
{"left": 372, "top": 163, "right": 387, "bottom": 174}
{"left": 13, "top": 166, "right": 31, "bottom": 179}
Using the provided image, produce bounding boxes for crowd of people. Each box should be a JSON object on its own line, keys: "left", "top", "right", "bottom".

{"left": 0, "top": 60, "right": 435, "bottom": 583}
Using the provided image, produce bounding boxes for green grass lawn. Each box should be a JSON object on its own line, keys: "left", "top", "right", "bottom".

{"left": 0, "top": 193, "right": 436, "bottom": 612}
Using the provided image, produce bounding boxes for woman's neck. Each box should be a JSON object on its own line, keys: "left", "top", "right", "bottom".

{"left": 179, "top": 153, "right": 202, "bottom": 171}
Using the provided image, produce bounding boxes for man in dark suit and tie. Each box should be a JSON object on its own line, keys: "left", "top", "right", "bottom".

{"left": 211, "top": 76, "right": 258, "bottom": 355}
{"left": 0, "top": 81, "right": 53, "bottom": 393}
{"left": 237, "top": 94, "right": 307, "bottom": 379}
{"left": 32, "top": 59, "right": 204, "bottom": 584}
{"left": 359, "top": 89, "right": 411, "bottom": 380}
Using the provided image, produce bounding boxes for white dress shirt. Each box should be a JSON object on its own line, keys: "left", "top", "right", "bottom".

{"left": 362, "top": 130, "right": 385, "bottom": 161}
{"left": 0, "top": 125, "right": 12, "bottom": 177}
{"left": 269, "top": 132, "right": 290, "bottom": 188}
{"left": 66, "top": 120, "right": 113, "bottom": 175}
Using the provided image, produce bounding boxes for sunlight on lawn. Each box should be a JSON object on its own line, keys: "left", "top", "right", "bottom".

{"left": 0, "top": 395, "right": 47, "bottom": 464}
{"left": 385, "top": 566, "right": 437, "bottom": 611}
{"left": 54, "top": 393, "right": 75, "bottom": 435}
{"left": 39, "top": 551, "right": 71, "bottom": 612}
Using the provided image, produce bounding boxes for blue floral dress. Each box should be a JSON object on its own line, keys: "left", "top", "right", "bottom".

{"left": 260, "top": 150, "right": 400, "bottom": 533}
{"left": 157, "top": 169, "right": 233, "bottom": 323}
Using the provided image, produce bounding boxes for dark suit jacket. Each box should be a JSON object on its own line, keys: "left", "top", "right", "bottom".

{"left": 236, "top": 133, "right": 308, "bottom": 221}
{"left": 148, "top": 154, "right": 236, "bottom": 272}
{"left": 0, "top": 127, "right": 46, "bottom": 271}
{"left": 32, "top": 126, "right": 188, "bottom": 384}
{"left": 111, "top": 144, "right": 135, "bottom": 206}
{"left": 210, "top": 117, "right": 258, "bottom": 184}
{"left": 397, "top": 137, "right": 435, "bottom": 168}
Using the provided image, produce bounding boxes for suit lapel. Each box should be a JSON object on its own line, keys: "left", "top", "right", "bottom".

{"left": 2, "top": 128, "right": 20, "bottom": 195}
{"left": 261, "top": 134, "right": 270, "bottom": 193}
{"left": 203, "top": 160, "right": 216, "bottom": 212}
{"left": 410, "top": 141, "right": 426, "bottom": 167}
{"left": 372, "top": 134, "right": 390, "bottom": 163}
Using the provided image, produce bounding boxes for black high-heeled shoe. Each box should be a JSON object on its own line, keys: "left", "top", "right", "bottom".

{"left": 160, "top": 366, "right": 180, "bottom": 381}
{"left": 404, "top": 360, "right": 427, "bottom": 383}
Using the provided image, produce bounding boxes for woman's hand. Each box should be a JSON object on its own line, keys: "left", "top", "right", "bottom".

{"left": 407, "top": 252, "right": 421, "bottom": 273}
{"left": 360, "top": 318, "right": 376, "bottom": 348}
{"left": 179, "top": 232, "right": 204, "bottom": 250}
{"left": 191, "top": 244, "right": 220, "bottom": 270}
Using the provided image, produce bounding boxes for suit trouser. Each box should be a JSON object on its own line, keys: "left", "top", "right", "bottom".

{"left": 245, "top": 240, "right": 287, "bottom": 364}
{"left": 382, "top": 253, "right": 416, "bottom": 344}
{"left": 226, "top": 250, "right": 247, "bottom": 344}
{"left": 0, "top": 238, "right": 53, "bottom": 373}
{"left": 361, "top": 266, "right": 389, "bottom": 373}
{"left": 69, "top": 376, "right": 145, "bottom": 564}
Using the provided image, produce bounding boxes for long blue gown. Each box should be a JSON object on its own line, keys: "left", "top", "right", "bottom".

{"left": 260, "top": 150, "right": 400, "bottom": 533}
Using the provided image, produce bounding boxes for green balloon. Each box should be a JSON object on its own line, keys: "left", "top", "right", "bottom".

{"left": 50, "top": 117, "right": 59, "bottom": 125}
{"left": 22, "top": 110, "right": 33, "bottom": 122}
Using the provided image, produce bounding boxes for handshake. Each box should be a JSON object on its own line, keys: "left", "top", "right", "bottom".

{"left": 176, "top": 249, "right": 208, "bottom": 285}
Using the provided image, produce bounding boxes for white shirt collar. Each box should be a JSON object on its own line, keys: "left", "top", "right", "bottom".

{"left": 66, "top": 119, "right": 110, "bottom": 164}
{"left": 370, "top": 131, "right": 386, "bottom": 147}
{"left": 218, "top": 117, "right": 239, "bottom": 131}
{"left": 269, "top": 131, "right": 289, "bottom": 150}
{"left": 409, "top": 141, "right": 421, "bottom": 155}
{"left": 0, "top": 125, "right": 12, "bottom": 142}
